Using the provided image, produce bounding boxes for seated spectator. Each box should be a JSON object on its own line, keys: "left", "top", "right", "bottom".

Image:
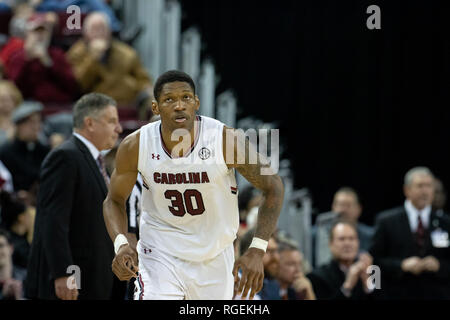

{"left": 307, "top": 220, "right": 374, "bottom": 300}
{"left": 237, "top": 185, "right": 262, "bottom": 238}
{"left": 67, "top": 12, "right": 153, "bottom": 119}
{"left": 0, "top": 80, "right": 22, "bottom": 145}
{"left": 0, "top": 160, "right": 14, "bottom": 193}
{"left": 0, "top": 3, "right": 34, "bottom": 68}
{"left": 0, "top": 191, "right": 32, "bottom": 269}
{"left": 432, "top": 177, "right": 447, "bottom": 215}
{"left": 42, "top": 112, "right": 73, "bottom": 149}
{"left": 4, "top": 12, "right": 79, "bottom": 103}
{"left": 276, "top": 241, "right": 315, "bottom": 300}
{"left": 369, "top": 167, "right": 450, "bottom": 299}
{"left": 313, "top": 187, "right": 374, "bottom": 267}
{"left": 0, "top": 1, "right": 11, "bottom": 12}
{"left": 0, "top": 228, "right": 26, "bottom": 300}
{"left": 238, "top": 228, "right": 281, "bottom": 300}
{"left": 35, "top": 0, "right": 121, "bottom": 32}
{"left": 0, "top": 101, "right": 50, "bottom": 206}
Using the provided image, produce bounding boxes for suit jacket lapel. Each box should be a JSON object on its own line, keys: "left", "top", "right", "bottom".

{"left": 71, "top": 136, "right": 108, "bottom": 196}
{"left": 399, "top": 208, "right": 416, "bottom": 250}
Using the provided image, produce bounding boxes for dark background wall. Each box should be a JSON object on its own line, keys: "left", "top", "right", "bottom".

{"left": 180, "top": 0, "right": 450, "bottom": 225}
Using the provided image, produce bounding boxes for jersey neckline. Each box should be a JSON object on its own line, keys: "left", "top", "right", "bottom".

{"left": 159, "top": 115, "right": 202, "bottom": 159}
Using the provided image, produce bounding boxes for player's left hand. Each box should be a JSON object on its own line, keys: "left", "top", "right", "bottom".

{"left": 232, "top": 247, "right": 265, "bottom": 300}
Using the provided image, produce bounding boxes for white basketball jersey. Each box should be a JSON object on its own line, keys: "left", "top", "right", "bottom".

{"left": 138, "top": 116, "right": 239, "bottom": 262}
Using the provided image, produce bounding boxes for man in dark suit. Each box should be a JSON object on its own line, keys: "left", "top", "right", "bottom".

{"left": 25, "top": 93, "right": 123, "bottom": 300}
{"left": 307, "top": 220, "right": 374, "bottom": 300}
{"left": 370, "top": 167, "right": 450, "bottom": 299}
{"left": 313, "top": 187, "right": 374, "bottom": 267}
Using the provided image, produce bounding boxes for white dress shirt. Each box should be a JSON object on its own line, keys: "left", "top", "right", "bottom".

{"left": 404, "top": 199, "right": 431, "bottom": 232}
{"left": 73, "top": 132, "right": 100, "bottom": 161}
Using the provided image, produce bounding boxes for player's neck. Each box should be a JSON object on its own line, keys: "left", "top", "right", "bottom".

{"left": 160, "top": 119, "right": 198, "bottom": 157}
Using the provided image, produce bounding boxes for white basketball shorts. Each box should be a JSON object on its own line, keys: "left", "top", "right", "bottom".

{"left": 134, "top": 240, "right": 235, "bottom": 300}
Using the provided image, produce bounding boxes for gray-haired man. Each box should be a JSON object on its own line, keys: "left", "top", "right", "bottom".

{"left": 369, "top": 167, "right": 450, "bottom": 299}
{"left": 26, "top": 93, "right": 123, "bottom": 300}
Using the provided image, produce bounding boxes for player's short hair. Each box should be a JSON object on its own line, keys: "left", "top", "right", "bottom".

{"left": 73, "top": 93, "right": 116, "bottom": 129}
{"left": 153, "top": 70, "right": 196, "bottom": 103}
{"left": 329, "top": 218, "right": 358, "bottom": 242}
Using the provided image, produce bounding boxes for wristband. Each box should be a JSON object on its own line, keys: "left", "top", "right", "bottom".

{"left": 249, "top": 237, "right": 268, "bottom": 252}
{"left": 114, "top": 234, "right": 129, "bottom": 254}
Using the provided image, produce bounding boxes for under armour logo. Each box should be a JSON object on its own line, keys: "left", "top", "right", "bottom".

{"left": 152, "top": 153, "right": 160, "bottom": 160}
{"left": 143, "top": 248, "right": 152, "bottom": 254}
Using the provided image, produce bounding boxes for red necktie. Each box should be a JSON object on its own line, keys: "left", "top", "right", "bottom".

{"left": 416, "top": 214, "right": 425, "bottom": 253}
{"left": 97, "top": 154, "right": 110, "bottom": 187}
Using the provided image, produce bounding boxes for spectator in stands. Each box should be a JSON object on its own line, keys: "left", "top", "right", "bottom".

{"left": 307, "top": 220, "right": 374, "bottom": 300}
{"left": 239, "top": 228, "right": 281, "bottom": 299}
{"left": 67, "top": 12, "right": 153, "bottom": 119}
{"left": 34, "top": 0, "right": 121, "bottom": 32}
{"left": 432, "top": 177, "right": 447, "bottom": 214}
{"left": 369, "top": 167, "right": 450, "bottom": 299}
{"left": 0, "top": 228, "right": 26, "bottom": 300}
{"left": 4, "top": 12, "right": 79, "bottom": 103}
{"left": 0, "top": 3, "right": 35, "bottom": 68}
{"left": 0, "top": 101, "right": 50, "bottom": 206}
{"left": 0, "top": 80, "right": 22, "bottom": 145}
{"left": 0, "top": 191, "right": 32, "bottom": 269}
{"left": 313, "top": 187, "right": 374, "bottom": 267}
{"left": 0, "top": 1, "right": 11, "bottom": 12}
{"left": 0, "top": 160, "right": 14, "bottom": 193}
{"left": 42, "top": 112, "right": 73, "bottom": 149}
{"left": 276, "top": 241, "right": 315, "bottom": 300}
{"left": 237, "top": 185, "right": 262, "bottom": 238}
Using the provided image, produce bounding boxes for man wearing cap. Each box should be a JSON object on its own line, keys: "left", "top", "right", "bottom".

{"left": 0, "top": 101, "right": 49, "bottom": 206}
{"left": 4, "top": 13, "right": 79, "bottom": 104}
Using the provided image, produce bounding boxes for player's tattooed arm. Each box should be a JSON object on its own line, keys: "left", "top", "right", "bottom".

{"left": 223, "top": 127, "right": 284, "bottom": 241}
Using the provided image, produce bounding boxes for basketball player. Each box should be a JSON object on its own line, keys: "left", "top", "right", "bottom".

{"left": 103, "top": 70, "right": 284, "bottom": 300}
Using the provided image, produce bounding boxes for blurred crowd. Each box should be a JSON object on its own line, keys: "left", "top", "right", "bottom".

{"left": 0, "top": 0, "right": 449, "bottom": 301}
{"left": 0, "top": 0, "right": 153, "bottom": 300}
{"left": 233, "top": 169, "right": 450, "bottom": 300}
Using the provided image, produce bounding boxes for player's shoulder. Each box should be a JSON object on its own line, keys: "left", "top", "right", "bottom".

{"left": 198, "top": 115, "right": 225, "bottom": 128}
{"left": 118, "top": 129, "right": 141, "bottom": 154}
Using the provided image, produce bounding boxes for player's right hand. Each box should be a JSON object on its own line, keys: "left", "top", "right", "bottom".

{"left": 112, "top": 243, "right": 139, "bottom": 281}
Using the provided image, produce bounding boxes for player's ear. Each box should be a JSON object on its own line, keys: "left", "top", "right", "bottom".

{"left": 152, "top": 100, "right": 160, "bottom": 115}
{"left": 194, "top": 95, "right": 200, "bottom": 111}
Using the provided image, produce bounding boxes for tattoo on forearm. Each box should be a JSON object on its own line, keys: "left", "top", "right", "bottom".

{"left": 237, "top": 162, "right": 284, "bottom": 240}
